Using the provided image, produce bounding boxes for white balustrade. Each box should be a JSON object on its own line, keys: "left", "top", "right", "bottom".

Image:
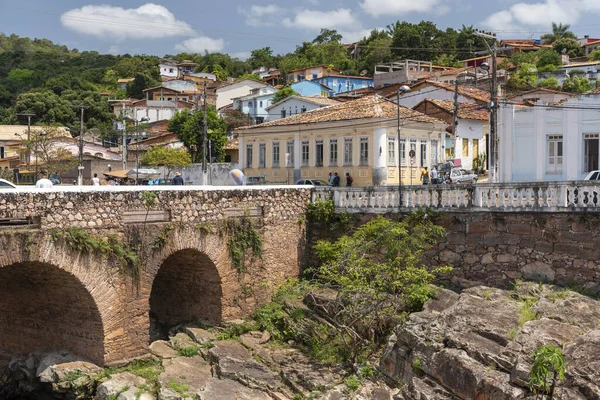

{"left": 311, "top": 182, "right": 600, "bottom": 212}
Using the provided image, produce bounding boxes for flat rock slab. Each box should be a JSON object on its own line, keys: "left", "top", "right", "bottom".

{"left": 39, "top": 360, "right": 102, "bottom": 383}
{"left": 159, "top": 356, "right": 212, "bottom": 394}
{"left": 197, "top": 378, "right": 272, "bottom": 400}
{"left": 209, "top": 341, "right": 282, "bottom": 391}
{"left": 95, "top": 372, "right": 147, "bottom": 400}
{"left": 150, "top": 341, "right": 179, "bottom": 359}
{"left": 185, "top": 327, "right": 216, "bottom": 345}
{"left": 169, "top": 333, "right": 195, "bottom": 350}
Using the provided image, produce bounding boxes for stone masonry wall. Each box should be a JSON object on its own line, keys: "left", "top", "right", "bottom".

{"left": 0, "top": 187, "right": 311, "bottom": 365}
{"left": 309, "top": 211, "right": 600, "bottom": 293}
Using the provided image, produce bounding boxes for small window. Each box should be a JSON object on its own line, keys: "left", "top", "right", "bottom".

{"left": 301, "top": 106, "right": 307, "bottom": 113}
{"left": 329, "top": 138, "right": 338, "bottom": 166}
{"left": 248, "top": 101, "right": 253, "bottom": 107}
{"left": 315, "top": 139, "right": 324, "bottom": 167}
{"left": 286, "top": 141, "right": 294, "bottom": 167}
{"left": 343, "top": 137, "right": 353, "bottom": 166}
{"left": 387, "top": 137, "right": 396, "bottom": 166}
{"left": 281, "top": 109, "right": 286, "bottom": 118}
{"left": 420, "top": 139, "right": 427, "bottom": 167}
{"left": 462, "top": 138, "right": 469, "bottom": 157}
{"left": 259, "top": 100, "right": 263, "bottom": 107}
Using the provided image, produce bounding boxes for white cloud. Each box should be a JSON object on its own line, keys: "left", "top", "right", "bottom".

{"left": 282, "top": 8, "right": 359, "bottom": 30}
{"left": 231, "top": 51, "right": 251, "bottom": 60}
{"left": 483, "top": 0, "right": 600, "bottom": 31}
{"left": 174, "top": 36, "right": 224, "bottom": 53}
{"left": 339, "top": 29, "right": 374, "bottom": 43}
{"left": 61, "top": 3, "right": 195, "bottom": 39}
{"left": 108, "top": 45, "right": 120, "bottom": 55}
{"left": 238, "top": 4, "right": 282, "bottom": 27}
{"left": 360, "top": 0, "right": 446, "bottom": 17}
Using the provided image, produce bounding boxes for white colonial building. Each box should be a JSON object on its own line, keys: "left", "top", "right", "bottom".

{"left": 499, "top": 95, "right": 600, "bottom": 182}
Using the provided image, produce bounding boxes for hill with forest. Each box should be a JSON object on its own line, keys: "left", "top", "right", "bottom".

{"left": 0, "top": 22, "right": 592, "bottom": 137}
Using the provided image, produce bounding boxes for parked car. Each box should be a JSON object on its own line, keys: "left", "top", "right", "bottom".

{"left": 295, "top": 179, "right": 331, "bottom": 186}
{"left": 0, "top": 178, "right": 16, "bottom": 189}
{"left": 583, "top": 170, "right": 600, "bottom": 180}
{"left": 447, "top": 168, "right": 478, "bottom": 184}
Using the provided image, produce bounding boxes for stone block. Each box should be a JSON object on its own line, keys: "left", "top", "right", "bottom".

{"left": 554, "top": 243, "right": 581, "bottom": 255}
{"left": 483, "top": 234, "right": 504, "bottom": 246}
{"left": 522, "top": 261, "right": 555, "bottom": 282}
{"left": 497, "top": 254, "right": 518, "bottom": 264}
{"left": 508, "top": 224, "right": 531, "bottom": 235}
{"left": 466, "top": 222, "right": 489, "bottom": 234}
{"left": 534, "top": 242, "right": 553, "bottom": 253}
{"left": 580, "top": 249, "right": 600, "bottom": 261}
{"left": 447, "top": 234, "right": 466, "bottom": 245}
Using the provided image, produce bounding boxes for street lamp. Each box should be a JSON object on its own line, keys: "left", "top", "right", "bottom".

{"left": 479, "top": 62, "right": 496, "bottom": 179}
{"left": 397, "top": 85, "right": 411, "bottom": 209}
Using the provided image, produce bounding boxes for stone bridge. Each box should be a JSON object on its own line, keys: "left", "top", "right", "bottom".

{"left": 2, "top": 182, "right": 600, "bottom": 369}
{"left": 0, "top": 186, "right": 310, "bottom": 367}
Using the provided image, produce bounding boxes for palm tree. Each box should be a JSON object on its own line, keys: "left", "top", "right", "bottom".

{"left": 541, "top": 22, "right": 577, "bottom": 44}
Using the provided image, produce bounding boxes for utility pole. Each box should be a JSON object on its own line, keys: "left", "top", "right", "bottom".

{"left": 72, "top": 105, "right": 88, "bottom": 186}
{"left": 122, "top": 116, "right": 127, "bottom": 170}
{"left": 396, "top": 85, "right": 411, "bottom": 209}
{"left": 452, "top": 80, "right": 459, "bottom": 135}
{"left": 473, "top": 30, "right": 498, "bottom": 183}
{"left": 16, "top": 113, "right": 34, "bottom": 170}
{"left": 202, "top": 81, "right": 208, "bottom": 186}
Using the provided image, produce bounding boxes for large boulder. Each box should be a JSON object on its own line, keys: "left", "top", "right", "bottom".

{"left": 158, "top": 356, "right": 211, "bottom": 394}
{"left": 95, "top": 372, "right": 148, "bottom": 400}
{"left": 380, "top": 283, "right": 600, "bottom": 399}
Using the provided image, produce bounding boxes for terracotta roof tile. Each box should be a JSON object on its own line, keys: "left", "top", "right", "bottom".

{"left": 238, "top": 95, "right": 443, "bottom": 130}
{"left": 418, "top": 99, "right": 489, "bottom": 121}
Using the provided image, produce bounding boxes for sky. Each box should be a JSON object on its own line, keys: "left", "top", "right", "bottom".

{"left": 2, "top": 0, "right": 600, "bottom": 59}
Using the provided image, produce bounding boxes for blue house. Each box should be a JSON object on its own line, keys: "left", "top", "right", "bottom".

{"left": 313, "top": 75, "right": 374, "bottom": 95}
{"left": 290, "top": 81, "right": 333, "bottom": 97}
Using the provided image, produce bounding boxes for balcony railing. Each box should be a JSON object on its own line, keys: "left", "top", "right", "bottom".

{"left": 312, "top": 182, "right": 600, "bottom": 212}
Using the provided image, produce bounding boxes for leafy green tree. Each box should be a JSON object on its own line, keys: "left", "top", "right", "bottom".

{"left": 539, "top": 76, "right": 560, "bottom": 89}
{"left": 357, "top": 29, "right": 393, "bottom": 74}
{"left": 26, "top": 126, "right": 77, "bottom": 175}
{"left": 312, "top": 212, "right": 452, "bottom": 362}
{"left": 168, "top": 109, "right": 228, "bottom": 163}
{"left": 221, "top": 109, "right": 251, "bottom": 132}
{"left": 562, "top": 76, "right": 593, "bottom": 93}
{"left": 508, "top": 63, "right": 538, "bottom": 90}
{"left": 536, "top": 48, "right": 562, "bottom": 68}
{"left": 140, "top": 146, "right": 192, "bottom": 179}
{"left": 432, "top": 54, "right": 463, "bottom": 68}
{"left": 389, "top": 21, "right": 446, "bottom": 61}
{"left": 209, "top": 64, "right": 228, "bottom": 81}
{"left": 126, "top": 72, "right": 158, "bottom": 99}
{"left": 541, "top": 22, "right": 577, "bottom": 44}
{"left": 4, "top": 68, "right": 35, "bottom": 93}
{"left": 236, "top": 73, "right": 263, "bottom": 82}
{"left": 0, "top": 84, "right": 11, "bottom": 108}
{"left": 312, "top": 29, "right": 343, "bottom": 44}
{"left": 589, "top": 48, "right": 600, "bottom": 61}
{"left": 248, "top": 47, "right": 275, "bottom": 69}
{"left": 277, "top": 54, "right": 309, "bottom": 82}
{"left": 14, "top": 90, "right": 75, "bottom": 126}
{"left": 271, "top": 87, "right": 298, "bottom": 104}
{"left": 529, "top": 345, "right": 566, "bottom": 399}
{"left": 552, "top": 38, "right": 583, "bottom": 58}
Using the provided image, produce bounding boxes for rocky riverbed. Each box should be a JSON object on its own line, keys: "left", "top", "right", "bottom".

{"left": 3, "top": 283, "right": 600, "bottom": 399}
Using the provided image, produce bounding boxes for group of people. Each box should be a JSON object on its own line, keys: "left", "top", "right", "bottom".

{"left": 420, "top": 166, "right": 443, "bottom": 185}
{"left": 328, "top": 172, "right": 353, "bottom": 187}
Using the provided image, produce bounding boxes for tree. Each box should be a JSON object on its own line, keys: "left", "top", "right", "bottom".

{"left": 312, "top": 29, "right": 343, "bottom": 44}
{"left": 389, "top": 21, "right": 447, "bottom": 61}
{"left": 536, "top": 48, "right": 562, "bottom": 68}
{"left": 529, "top": 344, "right": 566, "bottom": 399}
{"left": 25, "top": 126, "right": 78, "bottom": 175}
{"left": 508, "top": 63, "right": 538, "bottom": 90}
{"left": 168, "top": 109, "right": 228, "bottom": 163}
{"left": 140, "top": 146, "right": 191, "bottom": 179}
{"left": 209, "top": 64, "right": 228, "bottom": 81}
{"left": 589, "top": 48, "right": 600, "bottom": 61}
{"left": 14, "top": 90, "right": 75, "bottom": 126}
{"left": 236, "top": 73, "right": 263, "bottom": 82}
{"left": 126, "top": 72, "right": 158, "bottom": 99}
{"left": 539, "top": 76, "right": 560, "bottom": 89}
{"left": 432, "top": 54, "right": 463, "bottom": 68}
{"left": 248, "top": 47, "right": 274, "bottom": 69}
{"left": 221, "top": 109, "right": 251, "bottom": 132}
{"left": 541, "top": 22, "right": 577, "bottom": 44}
{"left": 357, "top": 29, "right": 393, "bottom": 74}
{"left": 271, "top": 87, "right": 298, "bottom": 104}
{"left": 552, "top": 38, "right": 583, "bottom": 58}
{"left": 311, "top": 210, "right": 452, "bottom": 362}
{"left": 562, "top": 76, "right": 593, "bottom": 93}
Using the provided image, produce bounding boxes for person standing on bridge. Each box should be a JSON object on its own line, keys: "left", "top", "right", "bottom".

{"left": 35, "top": 171, "right": 53, "bottom": 189}
{"left": 172, "top": 172, "right": 184, "bottom": 185}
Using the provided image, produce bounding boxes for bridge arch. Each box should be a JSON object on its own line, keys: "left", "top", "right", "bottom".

{"left": 0, "top": 236, "right": 131, "bottom": 366}
{"left": 0, "top": 261, "right": 105, "bottom": 365}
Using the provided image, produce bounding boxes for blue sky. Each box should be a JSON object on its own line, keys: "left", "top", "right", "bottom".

{"left": 1, "top": 0, "right": 600, "bottom": 58}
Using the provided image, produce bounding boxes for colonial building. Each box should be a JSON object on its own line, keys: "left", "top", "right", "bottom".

{"left": 413, "top": 99, "right": 489, "bottom": 170}
{"left": 215, "top": 79, "right": 270, "bottom": 110}
{"left": 286, "top": 65, "right": 342, "bottom": 83}
{"left": 499, "top": 95, "right": 600, "bottom": 182}
{"left": 235, "top": 95, "right": 446, "bottom": 186}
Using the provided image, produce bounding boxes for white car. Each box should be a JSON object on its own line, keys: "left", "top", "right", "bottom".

{"left": 583, "top": 170, "right": 600, "bottom": 180}
{"left": 0, "top": 178, "right": 16, "bottom": 189}
{"left": 448, "top": 168, "right": 478, "bottom": 184}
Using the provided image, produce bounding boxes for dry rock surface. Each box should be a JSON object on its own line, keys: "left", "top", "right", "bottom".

{"left": 381, "top": 283, "right": 600, "bottom": 399}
